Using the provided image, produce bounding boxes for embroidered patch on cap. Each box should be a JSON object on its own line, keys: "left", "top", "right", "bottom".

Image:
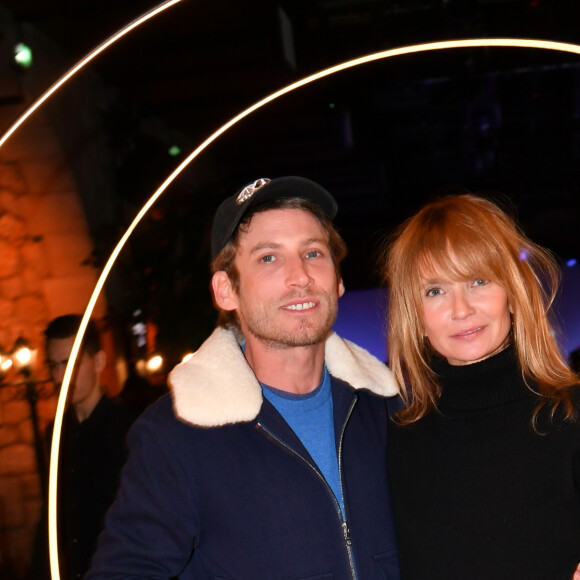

{"left": 235, "top": 177, "right": 271, "bottom": 205}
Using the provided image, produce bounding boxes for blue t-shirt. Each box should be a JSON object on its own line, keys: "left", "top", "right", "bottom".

{"left": 261, "top": 366, "right": 344, "bottom": 515}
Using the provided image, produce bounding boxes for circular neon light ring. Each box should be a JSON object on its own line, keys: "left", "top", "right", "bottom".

{"left": 13, "top": 34, "right": 575, "bottom": 579}
{"left": 0, "top": 0, "right": 185, "bottom": 150}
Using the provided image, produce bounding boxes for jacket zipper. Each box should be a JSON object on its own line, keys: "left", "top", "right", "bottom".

{"left": 256, "top": 394, "right": 359, "bottom": 580}
{"left": 337, "top": 396, "right": 358, "bottom": 579}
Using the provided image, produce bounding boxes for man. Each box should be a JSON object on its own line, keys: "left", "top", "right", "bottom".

{"left": 43, "top": 315, "right": 135, "bottom": 579}
{"left": 87, "top": 176, "right": 400, "bottom": 579}
{"left": 46, "top": 316, "right": 106, "bottom": 423}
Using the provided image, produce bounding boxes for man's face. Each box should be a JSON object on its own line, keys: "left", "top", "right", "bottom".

{"left": 220, "top": 208, "right": 344, "bottom": 349}
{"left": 46, "top": 336, "right": 100, "bottom": 405}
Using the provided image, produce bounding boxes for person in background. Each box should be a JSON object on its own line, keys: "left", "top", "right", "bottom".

{"left": 87, "top": 176, "right": 400, "bottom": 579}
{"left": 39, "top": 315, "right": 136, "bottom": 579}
{"left": 382, "top": 192, "right": 580, "bottom": 580}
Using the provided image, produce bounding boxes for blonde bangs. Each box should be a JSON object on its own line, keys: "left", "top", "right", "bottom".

{"left": 418, "top": 224, "right": 514, "bottom": 286}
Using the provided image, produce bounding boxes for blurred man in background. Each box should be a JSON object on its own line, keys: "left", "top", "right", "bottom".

{"left": 31, "top": 315, "right": 135, "bottom": 580}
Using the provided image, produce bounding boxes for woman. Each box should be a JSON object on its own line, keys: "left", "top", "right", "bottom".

{"left": 382, "top": 193, "right": 580, "bottom": 580}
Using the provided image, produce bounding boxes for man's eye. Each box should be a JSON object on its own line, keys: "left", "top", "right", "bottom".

{"left": 306, "top": 250, "right": 321, "bottom": 258}
{"left": 260, "top": 255, "right": 275, "bottom": 263}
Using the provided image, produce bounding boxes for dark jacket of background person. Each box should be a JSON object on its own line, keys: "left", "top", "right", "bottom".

{"left": 55, "top": 396, "right": 136, "bottom": 578}
{"left": 30, "top": 396, "right": 135, "bottom": 580}
{"left": 87, "top": 327, "right": 400, "bottom": 580}
{"left": 387, "top": 346, "right": 580, "bottom": 580}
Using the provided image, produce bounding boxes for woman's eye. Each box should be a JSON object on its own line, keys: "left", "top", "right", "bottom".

{"left": 426, "top": 288, "right": 442, "bottom": 297}
{"left": 473, "top": 278, "right": 488, "bottom": 287}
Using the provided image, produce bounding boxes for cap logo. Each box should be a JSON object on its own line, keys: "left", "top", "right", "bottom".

{"left": 235, "top": 177, "right": 271, "bottom": 205}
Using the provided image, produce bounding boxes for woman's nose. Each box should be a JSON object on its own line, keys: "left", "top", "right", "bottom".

{"left": 451, "top": 291, "right": 475, "bottom": 320}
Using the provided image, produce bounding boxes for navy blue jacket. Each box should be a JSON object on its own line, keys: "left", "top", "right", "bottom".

{"left": 87, "top": 329, "right": 400, "bottom": 579}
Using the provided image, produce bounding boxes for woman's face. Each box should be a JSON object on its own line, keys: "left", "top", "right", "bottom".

{"left": 420, "top": 270, "right": 512, "bottom": 366}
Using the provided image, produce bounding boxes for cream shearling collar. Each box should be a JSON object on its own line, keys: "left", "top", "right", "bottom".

{"left": 169, "top": 327, "right": 399, "bottom": 427}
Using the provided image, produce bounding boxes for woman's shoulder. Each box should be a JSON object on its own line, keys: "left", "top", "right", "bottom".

{"left": 568, "top": 383, "right": 580, "bottom": 416}
{"left": 534, "top": 383, "right": 580, "bottom": 435}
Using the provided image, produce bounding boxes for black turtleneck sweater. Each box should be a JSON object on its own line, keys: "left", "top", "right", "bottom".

{"left": 387, "top": 347, "right": 580, "bottom": 580}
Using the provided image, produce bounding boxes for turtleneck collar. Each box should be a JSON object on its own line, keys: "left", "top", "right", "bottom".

{"left": 431, "top": 345, "right": 535, "bottom": 413}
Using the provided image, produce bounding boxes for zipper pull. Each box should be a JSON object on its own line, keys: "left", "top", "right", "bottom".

{"left": 342, "top": 522, "right": 352, "bottom": 546}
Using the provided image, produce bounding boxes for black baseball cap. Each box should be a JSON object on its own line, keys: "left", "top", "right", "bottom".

{"left": 211, "top": 176, "right": 338, "bottom": 259}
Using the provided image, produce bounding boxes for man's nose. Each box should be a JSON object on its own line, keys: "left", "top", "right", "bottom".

{"left": 286, "top": 256, "right": 312, "bottom": 287}
{"left": 50, "top": 363, "right": 66, "bottom": 386}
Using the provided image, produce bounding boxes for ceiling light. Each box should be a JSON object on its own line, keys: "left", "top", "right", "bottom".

{"left": 14, "top": 43, "right": 33, "bottom": 69}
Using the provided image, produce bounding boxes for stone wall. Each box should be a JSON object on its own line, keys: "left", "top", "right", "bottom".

{"left": 0, "top": 127, "right": 107, "bottom": 577}
{"left": 0, "top": 8, "right": 121, "bottom": 577}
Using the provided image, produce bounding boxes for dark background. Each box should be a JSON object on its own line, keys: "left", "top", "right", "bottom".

{"left": 1, "top": 0, "right": 579, "bottom": 365}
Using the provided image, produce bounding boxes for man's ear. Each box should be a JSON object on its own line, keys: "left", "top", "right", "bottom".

{"left": 338, "top": 278, "right": 345, "bottom": 298}
{"left": 94, "top": 350, "right": 106, "bottom": 374}
{"left": 211, "top": 271, "right": 239, "bottom": 311}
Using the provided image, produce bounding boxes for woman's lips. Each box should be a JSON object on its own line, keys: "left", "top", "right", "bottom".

{"left": 452, "top": 326, "right": 485, "bottom": 338}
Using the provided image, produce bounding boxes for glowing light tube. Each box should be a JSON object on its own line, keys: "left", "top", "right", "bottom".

{"left": 0, "top": 0, "right": 184, "bottom": 150}
{"left": 51, "top": 36, "right": 580, "bottom": 580}
{"left": 0, "top": 27, "right": 573, "bottom": 579}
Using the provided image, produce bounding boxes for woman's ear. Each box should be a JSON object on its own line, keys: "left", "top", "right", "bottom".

{"left": 211, "top": 271, "right": 239, "bottom": 311}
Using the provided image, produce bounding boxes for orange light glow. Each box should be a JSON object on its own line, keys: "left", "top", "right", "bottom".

{"left": 3, "top": 3, "right": 188, "bottom": 579}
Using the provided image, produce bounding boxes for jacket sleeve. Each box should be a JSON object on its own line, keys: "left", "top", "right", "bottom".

{"left": 86, "top": 410, "right": 199, "bottom": 578}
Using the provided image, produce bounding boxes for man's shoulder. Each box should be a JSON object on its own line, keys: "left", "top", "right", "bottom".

{"left": 44, "top": 407, "right": 76, "bottom": 439}
{"left": 329, "top": 375, "right": 389, "bottom": 423}
{"left": 325, "top": 332, "right": 398, "bottom": 398}
{"left": 137, "top": 391, "right": 176, "bottom": 424}
{"left": 330, "top": 374, "right": 388, "bottom": 402}
{"left": 84, "top": 395, "right": 136, "bottom": 432}
{"left": 134, "top": 391, "right": 220, "bottom": 436}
